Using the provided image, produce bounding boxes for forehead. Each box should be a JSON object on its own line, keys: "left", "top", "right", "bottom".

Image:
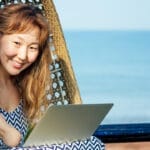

{"left": 17, "top": 27, "right": 40, "bottom": 38}
{"left": 4, "top": 28, "right": 40, "bottom": 43}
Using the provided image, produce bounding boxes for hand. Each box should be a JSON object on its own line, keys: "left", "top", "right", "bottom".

{"left": 0, "top": 115, "right": 21, "bottom": 147}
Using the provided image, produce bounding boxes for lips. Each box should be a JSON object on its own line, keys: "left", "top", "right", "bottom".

{"left": 12, "top": 61, "right": 24, "bottom": 69}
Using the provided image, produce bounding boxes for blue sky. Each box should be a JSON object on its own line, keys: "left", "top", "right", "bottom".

{"left": 54, "top": 0, "right": 150, "bottom": 30}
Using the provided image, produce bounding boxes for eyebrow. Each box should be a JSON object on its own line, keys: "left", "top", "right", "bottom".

{"left": 15, "top": 35, "right": 39, "bottom": 45}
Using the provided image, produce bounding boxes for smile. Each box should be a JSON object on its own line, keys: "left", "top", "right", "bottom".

{"left": 12, "top": 61, "right": 24, "bottom": 69}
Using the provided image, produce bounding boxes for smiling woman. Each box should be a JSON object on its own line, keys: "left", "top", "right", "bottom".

{"left": 1, "top": 0, "right": 150, "bottom": 150}
{"left": 0, "top": 1, "right": 105, "bottom": 150}
{"left": 0, "top": 30, "right": 40, "bottom": 75}
{"left": 0, "top": 3, "right": 51, "bottom": 148}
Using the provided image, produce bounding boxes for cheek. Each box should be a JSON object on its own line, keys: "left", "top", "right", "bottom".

{"left": 28, "top": 52, "right": 39, "bottom": 63}
{"left": 0, "top": 43, "right": 17, "bottom": 57}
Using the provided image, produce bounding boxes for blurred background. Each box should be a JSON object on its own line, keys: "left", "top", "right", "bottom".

{"left": 54, "top": 0, "right": 150, "bottom": 124}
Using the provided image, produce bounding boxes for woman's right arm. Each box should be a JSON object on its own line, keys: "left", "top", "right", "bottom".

{"left": 0, "top": 115, "right": 21, "bottom": 147}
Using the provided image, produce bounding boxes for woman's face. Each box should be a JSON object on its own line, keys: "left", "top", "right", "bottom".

{"left": 0, "top": 28, "right": 40, "bottom": 75}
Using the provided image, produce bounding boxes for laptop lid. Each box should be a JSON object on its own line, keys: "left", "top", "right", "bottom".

{"left": 24, "top": 103, "right": 113, "bottom": 146}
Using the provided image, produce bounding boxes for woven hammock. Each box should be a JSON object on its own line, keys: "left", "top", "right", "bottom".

{"left": 0, "top": 0, "right": 82, "bottom": 105}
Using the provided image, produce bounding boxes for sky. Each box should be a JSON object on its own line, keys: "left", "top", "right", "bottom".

{"left": 54, "top": 0, "right": 150, "bottom": 30}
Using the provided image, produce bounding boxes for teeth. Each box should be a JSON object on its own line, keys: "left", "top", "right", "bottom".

{"left": 14, "top": 61, "right": 23, "bottom": 68}
{"left": 15, "top": 63, "right": 21, "bottom": 67}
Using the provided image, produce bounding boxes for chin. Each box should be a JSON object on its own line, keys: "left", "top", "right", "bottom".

{"left": 9, "top": 71, "right": 21, "bottom": 76}
{"left": 7, "top": 65, "right": 30, "bottom": 76}
{"left": 8, "top": 68, "right": 23, "bottom": 76}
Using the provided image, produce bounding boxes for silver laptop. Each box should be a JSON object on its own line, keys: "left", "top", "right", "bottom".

{"left": 24, "top": 103, "right": 113, "bottom": 147}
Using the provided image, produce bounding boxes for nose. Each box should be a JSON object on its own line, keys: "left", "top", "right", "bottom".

{"left": 17, "top": 46, "right": 27, "bottom": 61}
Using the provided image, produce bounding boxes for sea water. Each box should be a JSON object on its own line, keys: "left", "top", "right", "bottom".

{"left": 64, "top": 30, "right": 150, "bottom": 124}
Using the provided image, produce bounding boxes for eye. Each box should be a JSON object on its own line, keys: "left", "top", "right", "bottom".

{"left": 29, "top": 46, "right": 39, "bottom": 51}
{"left": 13, "top": 41, "right": 21, "bottom": 47}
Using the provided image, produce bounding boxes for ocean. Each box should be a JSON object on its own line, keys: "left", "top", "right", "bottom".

{"left": 63, "top": 30, "right": 150, "bottom": 124}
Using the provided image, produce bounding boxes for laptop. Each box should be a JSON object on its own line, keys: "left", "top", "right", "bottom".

{"left": 24, "top": 103, "right": 113, "bottom": 146}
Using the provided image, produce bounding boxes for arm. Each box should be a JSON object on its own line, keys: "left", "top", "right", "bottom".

{"left": 0, "top": 115, "right": 21, "bottom": 147}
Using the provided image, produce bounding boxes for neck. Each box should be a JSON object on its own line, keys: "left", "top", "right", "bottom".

{"left": 0, "top": 64, "right": 20, "bottom": 112}
{"left": 0, "top": 64, "right": 12, "bottom": 87}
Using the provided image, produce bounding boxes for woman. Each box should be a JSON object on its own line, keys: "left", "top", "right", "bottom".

{"left": 0, "top": 4, "right": 51, "bottom": 149}
{"left": 0, "top": 3, "right": 105, "bottom": 149}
